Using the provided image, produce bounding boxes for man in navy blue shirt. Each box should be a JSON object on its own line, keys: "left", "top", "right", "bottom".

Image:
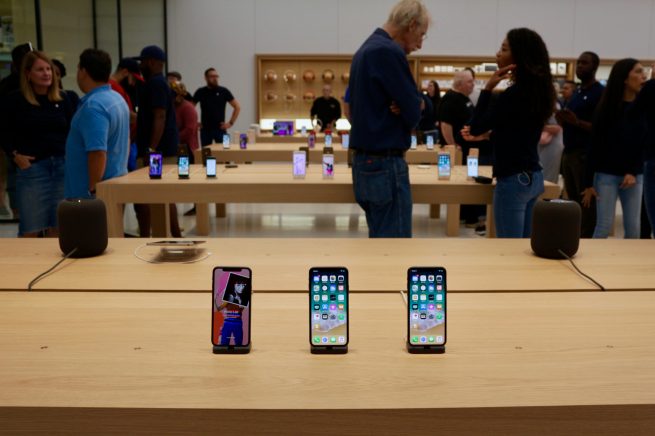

{"left": 134, "top": 45, "right": 181, "bottom": 237}
{"left": 556, "top": 51, "right": 603, "bottom": 238}
{"left": 349, "top": 0, "right": 429, "bottom": 238}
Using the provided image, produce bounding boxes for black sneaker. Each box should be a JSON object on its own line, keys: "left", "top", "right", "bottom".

{"left": 183, "top": 206, "right": 197, "bottom": 216}
{"left": 474, "top": 224, "right": 486, "bottom": 236}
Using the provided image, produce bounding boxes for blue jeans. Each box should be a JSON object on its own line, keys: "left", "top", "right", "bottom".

{"left": 220, "top": 319, "right": 243, "bottom": 346}
{"left": 593, "top": 172, "right": 643, "bottom": 239}
{"left": 494, "top": 170, "right": 545, "bottom": 238}
{"left": 352, "top": 154, "right": 412, "bottom": 238}
{"left": 15, "top": 156, "right": 65, "bottom": 235}
{"left": 200, "top": 128, "right": 226, "bottom": 147}
{"left": 644, "top": 160, "right": 655, "bottom": 233}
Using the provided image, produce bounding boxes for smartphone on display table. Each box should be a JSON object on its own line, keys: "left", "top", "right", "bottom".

{"left": 293, "top": 151, "right": 307, "bottom": 178}
{"left": 322, "top": 153, "right": 334, "bottom": 179}
{"left": 178, "top": 155, "right": 190, "bottom": 179}
{"left": 410, "top": 135, "right": 417, "bottom": 150}
{"left": 467, "top": 156, "right": 479, "bottom": 178}
{"left": 206, "top": 156, "right": 217, "bottom": 178}
{"left": 149, "top": 152, "right": 163, "bottom": 179}
{"left": 212, "top": 267, "right": 252, "bottom": 353}
{"left": 407, "top": 267, "right": 447, "bottom": 349}
{"left": 437, "top": 152, "right": 451, "bottom": 180}
{"left": 309, "top": 267, "right": 349, "bottom": 353}
{"left": 341, "top": 133, "right": 349, "bottom": 149}
{"left": 222, "top": 134, "right": 231, "bottom": 149}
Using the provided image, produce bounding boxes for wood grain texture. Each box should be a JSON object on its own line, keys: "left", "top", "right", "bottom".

{"left": 96, "top": 164, "right": 560, "bottom": 237}
{"left": 1, "top": 238, "right": 653, "bottom": 293}
{"left": 0, "top": 291, "right": 654, "bottom": 434}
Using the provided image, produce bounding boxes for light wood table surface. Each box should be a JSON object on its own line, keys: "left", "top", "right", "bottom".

{"left": 1, "top": 291, "right": 654, "bottom": 433}
{"left": 96, "top": 164, "right": 560, "bottom": 238}
{"left": 1, "top": 238, "right": 653, "bottom": 293}
{"left": 194, "top": 142, "right": 444, "bottom": 164}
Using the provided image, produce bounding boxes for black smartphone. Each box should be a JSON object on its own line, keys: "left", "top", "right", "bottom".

{"left": 178, "top": 155, "right": 190, "bottom": 179}
{"left": 309, "top": 267, "right": 349, "bottom": 353}
{"left": 212, "top": 267, "right": 252, "bottom": 353}
{"left": 202, "top": 147, "right": 212, "bottom": 167}
{"left": 407, "top": 267, "right": 447, "bottom": 348}
{"left": 148, "top": 152, "right": 163, "bottom": 179}
{"left": 206, "top": 156, "right": 217, "bottom": 178}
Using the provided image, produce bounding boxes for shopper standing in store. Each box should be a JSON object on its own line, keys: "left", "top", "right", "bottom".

{"left": 632, "top": 67, "right": 655, "bottom": 237}
{"left": 134, "top": 45, "right": 181, "bottom": 237}
{"left": 555, "top": 52, "right": 603, "bottom": 237}
{"left": 64, "top": 49, "right": 130, "bottom": 200}
{"left": 193, "top": 68, "right": 241, "bottom": 147}
{"left": 310, "top": 85, "right": 342, "bottom": 132}
{"left": 0, "top": 51, "right": 74, "bottom": 237}
{"left": 0, "top": 43, "right": 32, "bottom": 221}
{"left": 582, "top": 58, "right": 647, "bottom": 239}
{"left": 467, "top": 28, "right": 555, "bottom": 238}
{"left": 349, "top": 0, "right": 429, "bottom": 238}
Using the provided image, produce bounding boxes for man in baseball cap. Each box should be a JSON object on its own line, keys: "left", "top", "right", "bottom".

{"left": 133, "top": 44, "right": 181, "bottom": 237}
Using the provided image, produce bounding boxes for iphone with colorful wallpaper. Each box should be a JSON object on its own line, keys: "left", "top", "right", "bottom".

{"left": 212, "top": 267, "right": 252, "bottom": 351}
{"left": 407, "top": 267, "right": 447, "bottom": 347}
{"left": 309, "top": 267, "right": 348, "bottom": 352}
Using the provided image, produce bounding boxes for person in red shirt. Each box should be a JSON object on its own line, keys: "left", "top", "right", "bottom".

{"left": 171, "top": 81, "right": 199, "bottom": 159}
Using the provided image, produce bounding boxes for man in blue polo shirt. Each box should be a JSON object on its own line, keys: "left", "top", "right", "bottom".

{"left": 349, "top": 0, "right": 429, "bottom": 237}
{"left": 64, "top": 49, "right": 129, "bottom": 199}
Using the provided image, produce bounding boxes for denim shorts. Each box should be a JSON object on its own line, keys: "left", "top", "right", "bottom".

{"left": 15, "top": 156, "right": 65, "bottom": 235}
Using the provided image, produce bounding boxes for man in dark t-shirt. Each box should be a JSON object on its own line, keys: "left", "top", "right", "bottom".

{"left": 310, "top": 85, "right": 342, "bottom": 132}
{"left": 193, "top": 68, "right": 241, "bottom": 146}
{"left": 134, "top": 45, "right": 181, "bottom": 237}
{"left": 556, "top": 51, "right": 603, "bottom": 238}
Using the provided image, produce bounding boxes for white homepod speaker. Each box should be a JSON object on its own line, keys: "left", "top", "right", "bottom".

{"left": 531, "top": 199, "right": 581, "bottom": 259}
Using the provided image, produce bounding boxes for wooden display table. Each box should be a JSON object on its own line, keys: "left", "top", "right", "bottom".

{"left": 194, "top": 142, "right": 445, "bottom": 165}
{"left": 96, "top": 164, "right": 560, "bottom": 238}
{"left": 1, "top": 238, "right": 653, "bottom": 293}
{"left": 1, "top": 291, "right": 653, "bottom": 433}
{"left": 256, "top": 132, "right": 342, "bottom": 144}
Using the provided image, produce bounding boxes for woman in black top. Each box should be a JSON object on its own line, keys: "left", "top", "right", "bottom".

{"left": 0, "top": 51, "right": 73, "bottom": 236}
{"left": 581, "top": 58, "right": 647, "bottom": 238}
{"left": 417, "top": 80, "right": 441, "bottom": 143}
{"left": 466, "top": 28, "right": 555, "bottom": 237}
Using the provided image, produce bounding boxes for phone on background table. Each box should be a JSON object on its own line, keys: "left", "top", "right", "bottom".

{"left": 341, "top": 133, "right": 350, "bottom": 149}
{"left": 239, "top": 133, "right": 248, "bottom": 149}
{"left": 426, "top": 134, "right": 434, "bottom": 150}
{"left": 467, "top": 147, "right": 479, "bottom": 179}
{"left": 407, "top": 267, "right": 447, "bottom": 353}
{"left": 410, "top": 135, "right": 418, "bottom": 150}
{"left": 325, "top": 133, "right": 333, "bottom": 147}
{"left": 212, "top": 267, "right": 252, "bottom": 354}
{"left": 309, "top": 267, "right": 349, "bottom": 354}
{"left": 149, "top": 152, "right": 163, "bottom": 179}
{"left": 222, "top": 134, "right": 231, "bottom": 149}
{"left": 322, "top": 153, "right": 334, "bottom": 179}
{"left": 437, "top": 152, "right": 451, "bottom": 180}
{"left": 308, "top": 133, "right": 316, "bottom": 149}
{"left": 206, "top": 156, "right": 217, "bottom": 178}
{"left": 293, "top": 150, "right": 307, "bottom": 178}
{"left": 178, "top": 155, "right": 190, "bottom": 179}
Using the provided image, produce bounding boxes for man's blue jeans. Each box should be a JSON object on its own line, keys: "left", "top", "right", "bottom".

{"left": 352, "top": 154, "right": 412, "bottom": 238}
{"left": 593, "top": 172, "right": 643, "bottom": 239}
{"left": 493, "top": 170, "right": 545, "bottom": 238}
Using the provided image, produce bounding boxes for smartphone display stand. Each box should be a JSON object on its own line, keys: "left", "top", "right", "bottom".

{"left": 311, "top": 345, "right": 348, "bottom": 354}
{"left": 213, "top": 343, "right": 251, "bottom": 354}
{"left": 406, "top": 343, "right": 445, "bottom": 354}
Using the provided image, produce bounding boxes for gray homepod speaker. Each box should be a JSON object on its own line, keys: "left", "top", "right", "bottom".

{"left": 531, "top": 199, "right": 581, "bottom": 259}
{"left": 57, "top": 198, "right": 108, "bottom": 258}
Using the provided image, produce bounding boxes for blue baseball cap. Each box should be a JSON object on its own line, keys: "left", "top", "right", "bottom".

{"left": 135, "top": 45, "right": 166, "bottom": 62}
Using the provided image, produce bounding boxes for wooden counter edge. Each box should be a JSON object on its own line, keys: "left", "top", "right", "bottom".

{"left": 2, "top": 404, "right": 653, "bottom": 435}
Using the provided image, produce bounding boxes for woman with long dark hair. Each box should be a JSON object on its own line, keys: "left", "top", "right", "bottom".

{"left": 582, "top": 58, "right": 647, "bottom": 238}
{"left": 466, "top": 28, "right": 555, "bottom": 237}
